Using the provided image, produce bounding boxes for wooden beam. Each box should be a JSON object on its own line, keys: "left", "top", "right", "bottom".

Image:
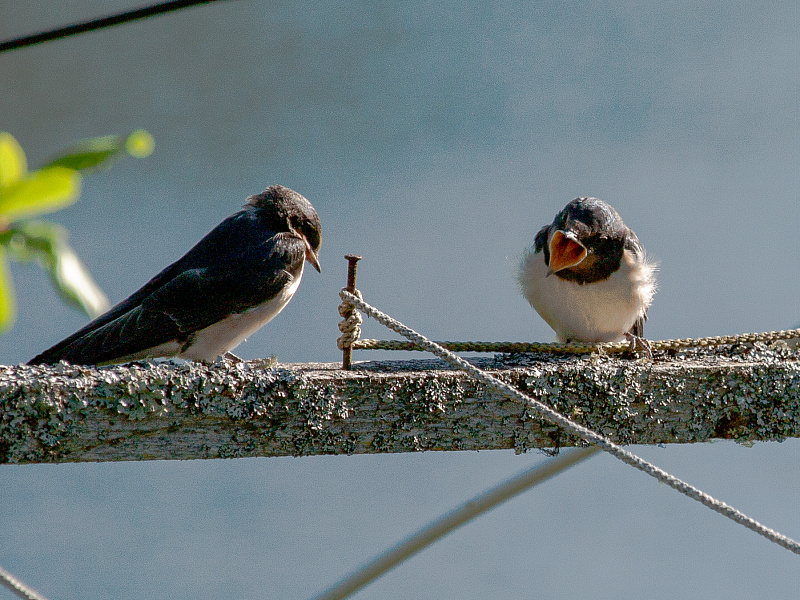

{"left": 1, "top": 343, "right": 799, "bottom": 464}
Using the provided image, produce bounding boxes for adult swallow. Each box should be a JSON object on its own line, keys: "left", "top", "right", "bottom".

{"left": 29, "top": 185, "right": 321, "bottom": 365}
{"left": 517, "top": 197, "right": 656, "bottom": 343}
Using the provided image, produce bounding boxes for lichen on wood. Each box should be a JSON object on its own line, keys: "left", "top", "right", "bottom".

{"left": 1, "top": 342, "right": 799, "bottom": 464}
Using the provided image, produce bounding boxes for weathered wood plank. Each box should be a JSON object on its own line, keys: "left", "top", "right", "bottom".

{"left": 1, "top": 343, "right": 799, "bottom": 464}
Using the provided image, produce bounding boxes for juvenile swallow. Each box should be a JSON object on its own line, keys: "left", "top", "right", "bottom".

{"left": 29, "top": 185, "right": 321, "bottom": 365}
{"left": 517, "top": 197, "right": 656, "bottom": 343}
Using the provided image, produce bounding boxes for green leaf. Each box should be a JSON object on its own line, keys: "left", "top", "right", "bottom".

{"left": 50, "top": 244, "right": 109, "bottom": 318}
{"left": 0, "top": 132, "right": 27, "bottom": 189}
{"left": 2, "top": 220, "right": 65, "bottom": 263}
{"left": 42, "top": 130, "right": 154, "bottom": 173}
{"left": 43, "top": 135, "right": 124, "bottom": 172}
{"left": 2, "top": 220, "right": 109, "bottom": 319}
{"left": 0, "top": 245, "right": 16, "bottom": 332}
{"left": 0, "top": 166, "right": 81, "bottom": 221}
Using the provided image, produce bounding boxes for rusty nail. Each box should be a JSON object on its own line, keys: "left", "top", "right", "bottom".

{"left": 342, "top": 255, "right": 362, "bottom": 370}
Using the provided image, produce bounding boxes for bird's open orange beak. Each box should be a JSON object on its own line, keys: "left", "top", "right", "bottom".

{"left": 548, "top": 230, "right": 587, "bottom": 274}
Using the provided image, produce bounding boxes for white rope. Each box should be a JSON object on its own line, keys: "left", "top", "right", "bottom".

{"left": 339, "top": 289, "right": 800, "bottom": 555}
{"left": 0, "top": 565, "right": 52, "bottom": 600}
{"left": 312, "top": 447, "right": 600, "bottom": 600}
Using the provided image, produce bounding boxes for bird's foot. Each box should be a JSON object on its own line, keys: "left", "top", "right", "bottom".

{"left": 624, "top": 332, "right": 653, "bottom": 359}
{"left": 223, "top": 351, "right": 244, "bottom": 364}
{"left": 153, "top": 356, "right": 192, "bottom": 367}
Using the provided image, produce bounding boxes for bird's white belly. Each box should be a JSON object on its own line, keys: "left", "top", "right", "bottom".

{"left": 180, "top": 267, "right": 304, "bottom": 361}
{"left": 518, "top": 250, "right": 649, "bottom": 342}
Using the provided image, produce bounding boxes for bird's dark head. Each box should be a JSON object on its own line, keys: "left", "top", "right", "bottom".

{"left": 544, "top": 197, "right": 631, "bottom": 283}
{"left": 246, "top": 185, "right": 322, "bottom": 272}
{"left": 552, "top": 197, "right": 626, "bottom": 240}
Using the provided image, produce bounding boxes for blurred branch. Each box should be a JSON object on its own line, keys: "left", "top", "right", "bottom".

{"left": 0, "top": 0, "right": 228, "bottom": 54}
{"left": 1, "top": 345, "right": 798, "bottom": 464}
{"left": 312, "top": 447, "right": 600, "bottom": 600}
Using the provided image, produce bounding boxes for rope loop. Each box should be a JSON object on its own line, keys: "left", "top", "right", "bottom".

{"left": 337, "top": 287, "right": 364, "bottom": 350}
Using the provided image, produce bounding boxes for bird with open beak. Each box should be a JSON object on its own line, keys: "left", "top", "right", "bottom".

{"left": 29, "top": 185, "right": 321, "bottom": 365}
{"left": 518, "top": 197, "right": 656, "bottom": 344}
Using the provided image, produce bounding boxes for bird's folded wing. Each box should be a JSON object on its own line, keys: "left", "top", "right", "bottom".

{"left": 29, "top": 233, "right": 305, "bottom": 365}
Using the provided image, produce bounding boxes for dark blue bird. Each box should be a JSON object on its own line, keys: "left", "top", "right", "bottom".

{"left": 29, "top": 185, "right": 321, "bottom": 365}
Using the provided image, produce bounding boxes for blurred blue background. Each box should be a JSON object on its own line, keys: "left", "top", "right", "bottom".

{"left": 1, "top": 1, "right": 798, "bottom": 598}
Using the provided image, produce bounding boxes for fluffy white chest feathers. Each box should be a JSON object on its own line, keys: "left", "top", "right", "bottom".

{"left": 518, "top": 248, "right": 656, "bottom": 342}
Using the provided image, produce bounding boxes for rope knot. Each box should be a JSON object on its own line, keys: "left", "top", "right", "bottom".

{"left": 337, "top": 288, "right": 364, "bottom": 350}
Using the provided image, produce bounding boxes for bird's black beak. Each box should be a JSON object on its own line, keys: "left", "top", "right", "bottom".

{"left": 304, "top": 240, "right": 321, "bottom": 273}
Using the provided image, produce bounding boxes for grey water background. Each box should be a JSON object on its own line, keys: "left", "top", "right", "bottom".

{"left": 1, "top": 1, "right": 798, "bottom": 598}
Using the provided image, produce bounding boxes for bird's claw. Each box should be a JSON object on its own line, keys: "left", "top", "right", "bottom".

{"left": 222, "top": 351, "right": 244, "bottom": 364}
{"left": 624, "top": 332, "right": 653, "bottom": 359}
